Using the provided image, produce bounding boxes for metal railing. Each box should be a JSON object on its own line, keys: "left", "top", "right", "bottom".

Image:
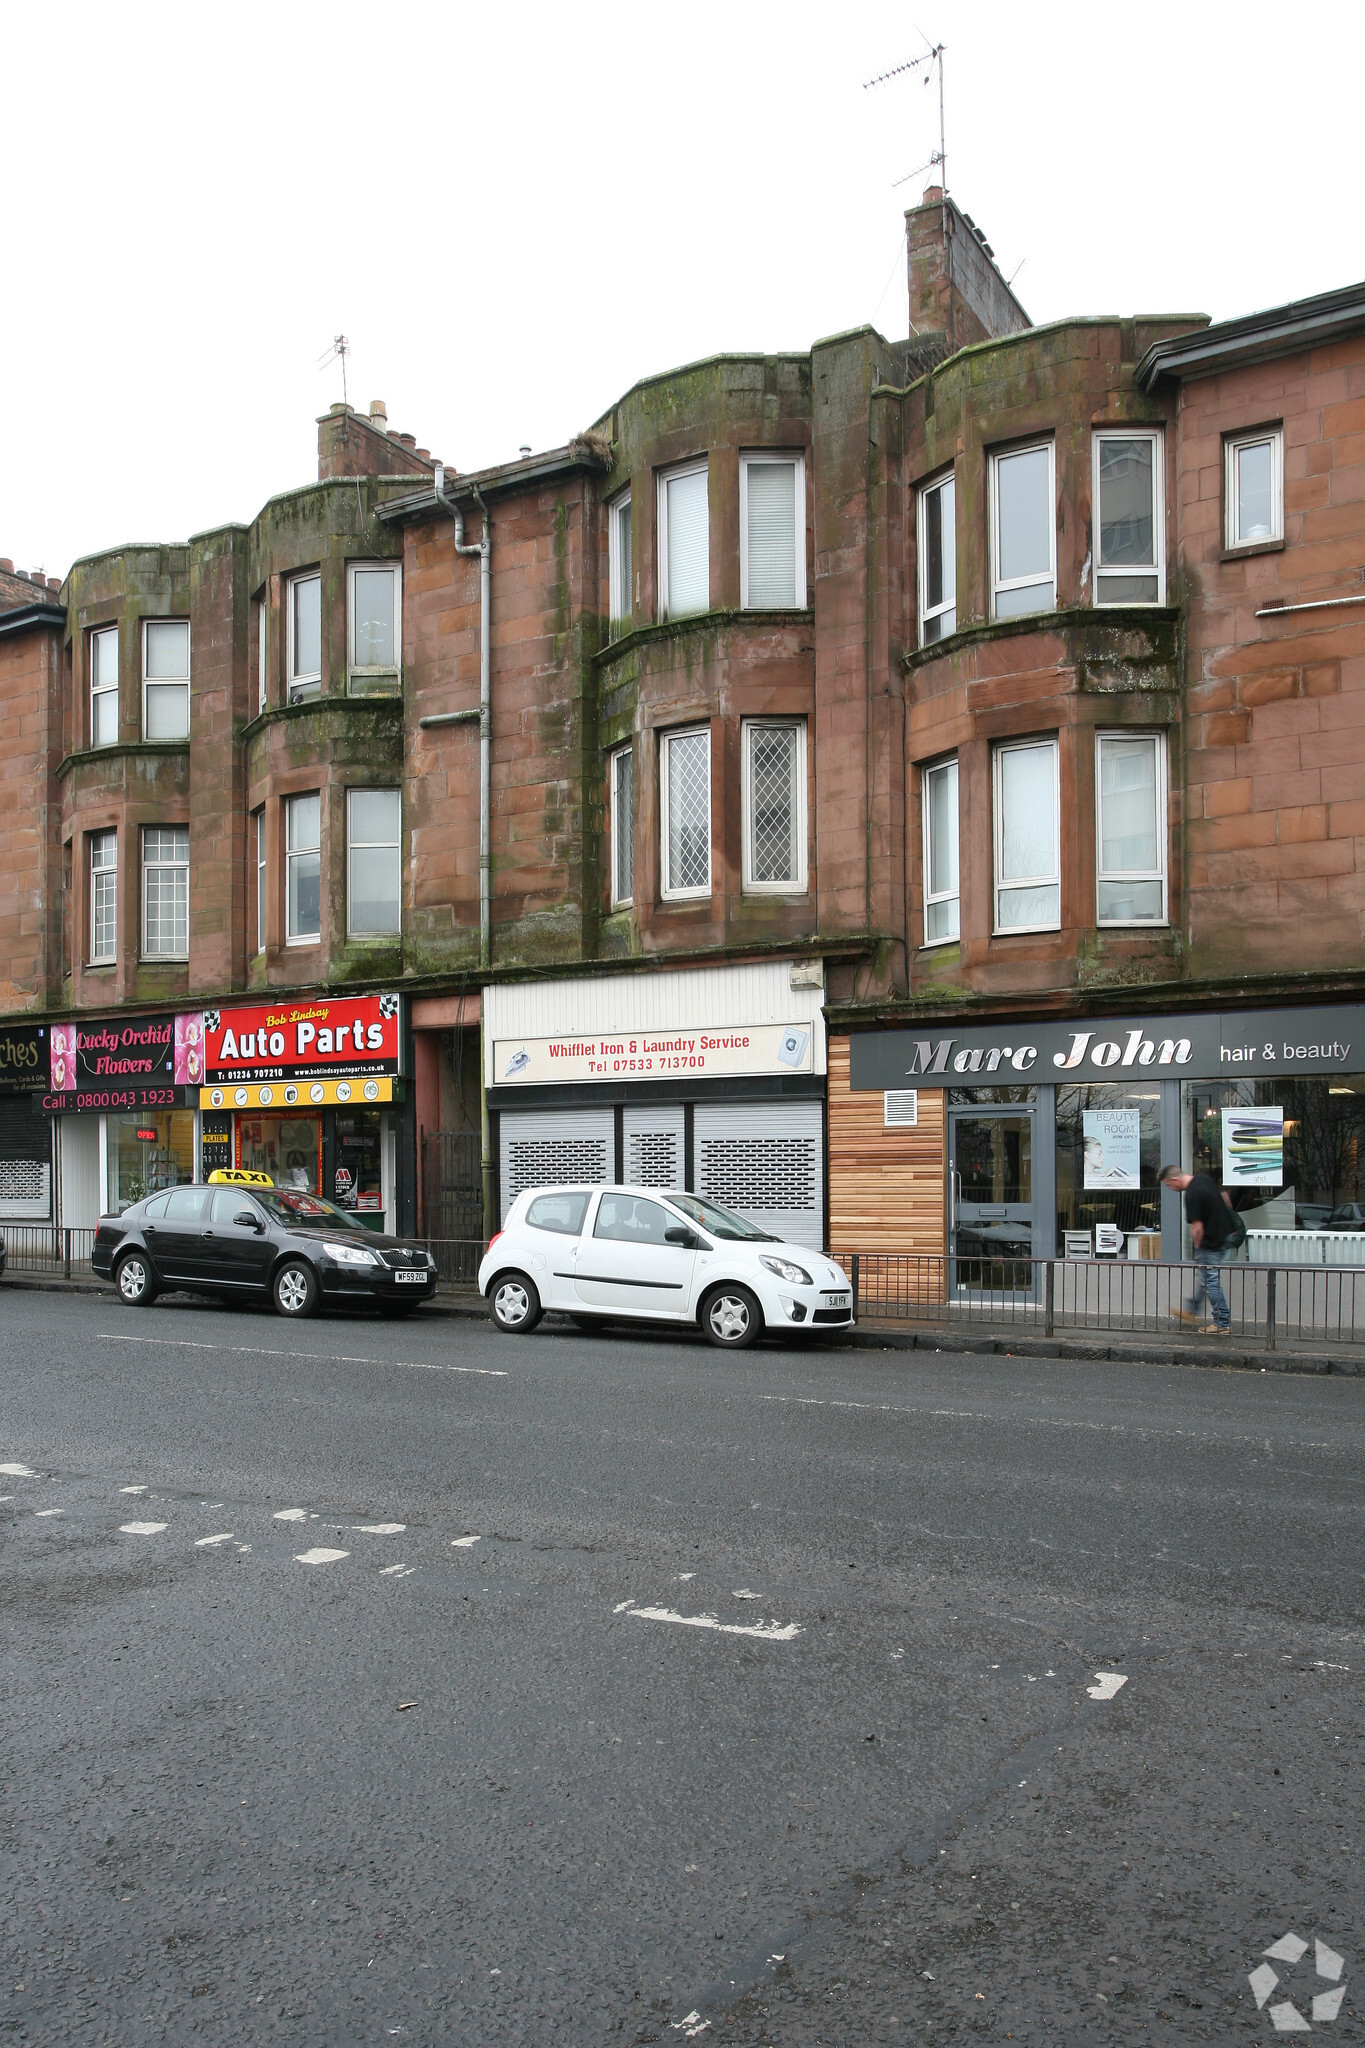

{"left": 840, "top": 1252, "right": 1365, "bottom": 1351}
{"left": 415, "top": 1238, "right": 486, "bottom": 1286}
{"left": 2, "top": 1226, "right": 99, "bottom": 1279}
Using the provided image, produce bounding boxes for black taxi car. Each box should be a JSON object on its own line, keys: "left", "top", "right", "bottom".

{"left": 91, "top": 1170, "right": 436, "bottom": 1319}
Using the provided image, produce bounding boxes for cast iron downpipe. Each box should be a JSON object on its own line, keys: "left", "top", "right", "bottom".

{"left": 434, "top": 464, "right": 494, "bottom": 1237}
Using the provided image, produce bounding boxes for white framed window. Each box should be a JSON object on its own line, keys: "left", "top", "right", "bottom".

{"left": 347, "top": 562, "right": 401, "bottom": 694}
{"left": 740, "top": 452, "right": 806, "bottom": 609}
{"left": 347, "top": 788, "right": 401, "bottom": 937}
{"left": 254, "top": 807, "right": 266, "bottom": 954}
{"left": 657, "top": 462, "right": 709, "bottom": 620}
{"left": 742, "top": 719, "right": 807, "bottom": 894}
{"left": 1096, "top": 732, "right": 1167, "bottom": 925}
{"left": 256, "top": 594, "right": 267, "bottom": 714}
{"left": 608, "top": 492, "right": 632, "bottom": 632}
{"left": 917, "top": 471, "right": 956, "bottom": 644}
{"left": 921, "top": 756, "right": 960, "bottom": 944}
{"left": 90, "top": 627, "right": 119, "bottom": 748}
{"left": 993, "top": 737, "right": 1060, "bottom": 933}
{"left": 1225, "top": 427, "right": 1283, "bottom": 549}
{"left": 287, "top": 572, "right": 322, "bottom": 703}
{"left": 141, "top": 825, "right": 189, "bottom": 958}
{"left": 610, "top": 744, "right": 633, "bottom": 907}
{"left": 142, "top": 619, "right": 190, "bottom": 740}
{"left": 89, "top": 830, "right": 117, "bottom": 964}
{"left": 660, "top": 725, "right": 711, "bottom": 899}
{"left": 990, "top": 441, "right": 1055, "bottom": 620}
{"left": 1093, "top": 431, "right": 1163, "bottom": 605}
{"left": 285, "top": 792, "right": 322, "bottom": 944}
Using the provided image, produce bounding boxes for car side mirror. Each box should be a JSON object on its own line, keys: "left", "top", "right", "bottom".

{"left": 664, "top": 1226, "right": 697, "bottom": 1248}
{"left": 235, "top": 1210, "right": 262, "bottom": 1231}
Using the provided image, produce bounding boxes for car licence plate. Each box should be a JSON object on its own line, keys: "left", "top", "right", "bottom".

{"left": 394, "top": 1271, "right": 428, "bottom": 1285}
{"left": 824, "top": 1293, "right": 850, "bottom": 1308}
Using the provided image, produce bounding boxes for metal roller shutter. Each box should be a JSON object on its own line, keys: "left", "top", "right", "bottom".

{"left": 693, "top": 1100, "right": 823, "bottom": 1251}
{"left": 498, "top": 1107, "right": 614, "bottom": 1224}
{"left": 623, "top": 1104, "right": 685, "bottom": 1189}
{"left": 0, "top": 1100, "right": 53, "bottom": 1218}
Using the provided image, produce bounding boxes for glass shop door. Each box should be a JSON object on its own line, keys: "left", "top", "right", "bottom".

{"left": 948, "top": 1110, "right": 1035, "bottom": 1296}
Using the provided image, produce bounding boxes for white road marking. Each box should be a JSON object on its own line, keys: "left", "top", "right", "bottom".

{"left": 379, "top": 1564, "right": 417, "bottom": 1578}
{"left": 1086, "top": 1671, "right": 1129, "bottom": 1700}
{"left": 0, "top": 1462, "right": 37, "bottom": 1477}
{"left": 99, "top": 1333, "right": 506, "bottom": 1376}
{"left": 621, "top": 1604, "right": 802, "bottom": 1643}
{"left": 34, "top": 1508, "right": 64, "bottom": 1518}
{"left": 676, "top": 1571, "right": 695, "bottom": 1581}
{"left": 295, "top": 1547, "right": 349, "bottom": 1565}
{"left": 195, "top": 1533, "right": 235, "bottom": 1547}
{"left": 613, "top": 1599, "right": 634, "bottom": 1613}
{"left": 671, "top": 2014, "right": 711, "bottom": 2038}
{"left": 450, "top": 1535, "right": 480, "bottom": 1548}
{"left": 1265, "top": 1934, "right": 1310, "bottom": 1964}
{"left": 274, "top": 1509, "right": 308, "bottom": 1521}
{"left": 120, "top": 1521, "right": 168, "bottom": 1536}
{"left": 732, "top": 1589, "right": 761, "bottom": 1600}
{"left": 1317, "top": 1939, "right": 1345, "bottom": 1982}
{"left": 119, "top": 1485, "right": 147, "bottom": 1493}
{"left": 352, "top": 1522, "right": 405, "bottom": 1535}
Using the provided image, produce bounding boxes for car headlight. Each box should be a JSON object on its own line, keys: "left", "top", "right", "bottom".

{"left": 760, "top": 1253, "right": 812, "bottom": 1287}
{"left": 321, "top": 1240, "right": 380, "bottom": 1267}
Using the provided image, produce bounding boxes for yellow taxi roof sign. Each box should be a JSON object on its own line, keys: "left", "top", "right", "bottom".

{"left": 207, "top": 1167, "right": 274, "bottom": 1186}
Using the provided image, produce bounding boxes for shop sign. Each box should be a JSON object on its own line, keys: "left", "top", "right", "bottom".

{"left": 203, "top": 994, "right": 401, "bottom": 1084}
{"left": 492, "top": 1022, "right": 813, "bottom": 1086}
{"left": 37, "top": 1011, "right": 203, "bottom": 1113}
{"left": 849, "top": 1003, "right": 1364, "bottom": 1090}
{"left": 0, "top": 1021, "right": 47, "bottom": 1094}
{"left": 200, "top": 1076, "right": 395, "bottom": 1110}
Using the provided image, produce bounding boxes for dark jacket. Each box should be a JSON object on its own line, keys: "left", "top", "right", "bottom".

{"left": 1185, "top": 1172, "right": 1233, "bottom": 1251}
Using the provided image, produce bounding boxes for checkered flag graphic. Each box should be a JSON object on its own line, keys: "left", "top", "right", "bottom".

{"left": 378, "top": 994, "right": 399, "bottom": 1020}
{"left": 202, "top": 1010, "right": 220, "bottom": 1032}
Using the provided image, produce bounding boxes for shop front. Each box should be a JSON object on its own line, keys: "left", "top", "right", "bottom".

{"left": 36, "top": 1011, "right": 203, "bottom": 1224}
{"left": 485, "top": 960, "right": 829, "bottom": 1250}
{"left": 0, "top": 1019, "right": 53, "bottom": 1222}
{"left": 199, "top": 993, "right": 412, "bottom": 1233}
{"left": 839, "top": 1002, "right": 1365, "bottom": 1268}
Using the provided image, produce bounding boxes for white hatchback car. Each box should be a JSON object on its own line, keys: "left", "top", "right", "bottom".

{"left": 478, "top": 1185, "right": 854, "bottom": 1348}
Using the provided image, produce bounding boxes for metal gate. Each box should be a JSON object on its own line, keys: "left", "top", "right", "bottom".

{"left": 422, "top": 1130, "right": 483, "bottom": 1279}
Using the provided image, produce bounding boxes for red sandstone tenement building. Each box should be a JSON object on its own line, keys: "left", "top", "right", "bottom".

{"left": 1, "top": 193, "right": 1362, "bottom": 1271}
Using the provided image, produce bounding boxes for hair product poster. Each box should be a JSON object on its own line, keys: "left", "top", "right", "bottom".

{"left": 1082, "top": 1108, "right": 1141, "bottom": 1189}
{"left": 1221, "top": 1105, "right": 1284, "bottom": 1185}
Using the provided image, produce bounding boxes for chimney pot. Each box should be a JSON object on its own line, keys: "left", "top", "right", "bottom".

{"left": 0, "top": 558, "right": 12, "bottom": 573}
{"left": 330, "top": 400, "right": 348, "bottom": 415}
{"left": 922, "top": 183, "right": 943, "bottom": 205}
{"left": 48, "top": 576, "right": 61, "bottom": 591}
{"left": 396, "top": 432, "right": 417, "bottom": 450}
{"left": 370, "top": 399, "right": 388, "bottom": 425}
{"left": 519, "top": 445, "right": 531, "bottom": 459}
{"left": 415, "top": 446, "right": 430, "bottom": 461}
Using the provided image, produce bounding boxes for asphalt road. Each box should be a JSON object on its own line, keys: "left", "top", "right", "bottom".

{"left": 0, "top": 1288, "right": 1360, "bottom": 2046}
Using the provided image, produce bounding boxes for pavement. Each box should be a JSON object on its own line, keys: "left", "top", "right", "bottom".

{"left": 0, "top": 1288, "right": 1361, "bottom": 2045}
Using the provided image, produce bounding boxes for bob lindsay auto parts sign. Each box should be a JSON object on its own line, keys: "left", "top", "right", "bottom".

{"left": 203, "top": 994, "right": 401, "bottom": 1085}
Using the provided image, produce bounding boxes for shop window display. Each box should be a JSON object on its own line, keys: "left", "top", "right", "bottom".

{"left": 236, "top": 1115, "right": 321, "bottom": 1194}
{"left": 333, "top": 1109, "right": 383, "bottom": 1218}
{"left": 1184, "top": 1077, "right": 1365, "bottom": 1231}
{"left": 1055, "top": 1084, "right": 1162, "bottom": 1246}
{"left": 107, "top": 1110, "right": 195, "bottom": 1213}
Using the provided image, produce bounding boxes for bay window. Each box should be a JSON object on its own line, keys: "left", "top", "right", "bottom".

{"left": 1096, "top": 732, "right": 1167, "bottom": 924}
{"left": 742, "top": 719, "right": 806, "bottom": 893}
{"left": 1093, "top": 431, "right": 1163, "bottom": 605}
{"left": 348, "top": 562, "right": 401, "bottom": 694}
{"left": 918, "top": 471, "right": 956, "bottom": 643}
{"left": 657, "top": 463, "right": 708, "bottom": 620}
{"left": 90, "top": 626, "right": 118, "bottom": 747}
{"left": 993, "top": 738, "right": 1060, "bottom": 932}
{"left": 90, "top": 830, "right": 117, "bottom": 964}
{"left": 286, "top": 792, "right": 321, "bottom": 943}
{"left": 610, "top": 744, "right": 633, "bottom": 907}
{"left": 142, "top": 620, "right": 190, "bottom": 740}
{"left": 660, "top": 726, "right": 711, "bottom": 899}
{"left": 347, "top": 788, "right": 401, "bottom": 937}
{"left": 740, "top": 453, "right": 805, "bottom": 609}
{"left": 141, "top": 825, "right": 189, "bottom": 958}
{"left": 288, "top": 572, "right": 322, "bottom": 702}
{"left": 990, "top": 442, "right": 1055, "bottom": 619}
{"left": 921, "top": 756, "right": 959, "bottom": 944}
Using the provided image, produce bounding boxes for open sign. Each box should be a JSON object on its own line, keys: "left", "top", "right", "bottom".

{"left": 135, "top": 1127, "right": 159, "bottom": 1142}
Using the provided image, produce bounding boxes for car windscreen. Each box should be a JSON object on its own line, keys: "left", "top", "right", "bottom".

{"left": 665, "top": 1192, "right": 774, "bottom": 1241}
{"left": 255, "top": 1189, "right": 366, "bottom": 1229}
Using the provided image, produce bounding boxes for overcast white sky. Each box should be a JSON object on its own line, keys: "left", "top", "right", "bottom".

{"left": 3, "top": 0, "right": 1361, "bottom": 579}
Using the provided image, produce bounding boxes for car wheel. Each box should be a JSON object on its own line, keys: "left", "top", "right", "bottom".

{"left": 115, "top": 1251, "right": 158, "bottom": 1307}
{"left": 490, "top": 1272, "right": 542, "bottom": 1334}
{"left": 570, "top": 1314, "right": 614, "bottom": 1332}
{"left": 273, "top": 1259, "right": 318, "bottom": 1319}
{"left": 702, "top": 1284, "right": 762, "bottom": 1350}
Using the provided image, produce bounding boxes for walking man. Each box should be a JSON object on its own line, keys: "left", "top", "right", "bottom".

{"left": 1159, "top": 1164, "right": 1235, "bottom": 1334}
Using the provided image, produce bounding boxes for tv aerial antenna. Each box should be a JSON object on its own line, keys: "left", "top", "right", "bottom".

{"left": 863, "top": 37, "right": 951, "bottom": 340}
{"left": 318, "top": 333, "right": 351, "bottom": 407}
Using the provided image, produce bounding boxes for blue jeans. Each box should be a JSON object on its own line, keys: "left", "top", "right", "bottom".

{"left": 1188, "top": 1242, "right": 1232, "bottom": 1329}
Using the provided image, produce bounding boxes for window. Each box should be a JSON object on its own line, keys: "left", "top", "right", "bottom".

{"left": 89, "top": 830, "right": 117, "bottom": 964}
{"left": 610, "top": 744, "right": 633, "bottom": 907}
{"left": 347, "top": 788, "right": 400, "bottom": 937}
{"left": 285, "top": 792, "right": 321, "bottom": 943}
{"left": 1225, "top": 427, "right": 1283, "bottom": 548}
{"left": 657, "top": 462, "right": 708, "bottom": 620}
{"left": 526, "top": 1191, "right": 591, "bottom": 1236}
{"left": 90, "top": 627, "right": 118, "bottom": 747}
{"left": 1096, "top": 732, "right": 1166, "bottom": 924}
{"left": 1093, "top": 432, "right": 1163, "bottom": 605}
{"left": 740, "top": 453, "right": 805, "bottom": 609}
{"left": 993, "top": 738, "right": 1059, "bottom": 932}
{"left": 593, "top": 1191, "right": 675, "bottom": 1244}
{"left": 257, "top": 593, "right": 267, "bottom": 713}
{"left": 288, "top": 573, "right": 321, "bottom": 703}
{"left": 660, "top": 726, "right": 711, "bottom": 899}
{"left": 742, "top": 719, "right": 807, "bottom": 893}
{"left": 254, "top": 807, "right": 266, "bottom": 954}
{"left": 990, "top": 441, "right": 1055, "bottom": 619}
{"left": 918, "top": 471, "right": 956, "bottom": 643}
{"left": 141, "top": 825, "right": 189, "bottom": 958}
{"left": 142, "top": 620, "right": 190, "bottom": 740}
{"left": 348, "top": 562, "right": 400, "bottom": 693}
{"left": 608, "top": 492, "right": 632, "bottom": 632}
{"left": 922, "top": 756, "right": 959, "bottom": 944}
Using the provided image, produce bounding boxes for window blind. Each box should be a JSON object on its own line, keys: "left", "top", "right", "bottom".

{"left": 745, "top": 461, "right": 796, "bottom": 607}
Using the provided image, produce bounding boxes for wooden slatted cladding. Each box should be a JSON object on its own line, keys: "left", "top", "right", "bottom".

{"left": 827, "top": 1035, "right": 945, "bottom": 1256}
